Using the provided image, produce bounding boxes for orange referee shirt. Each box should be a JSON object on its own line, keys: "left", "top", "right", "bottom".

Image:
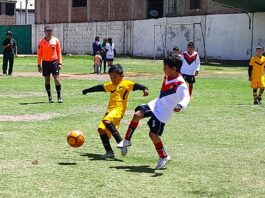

{"left": 37, "top": 36, "right": 62, "bottom": 65}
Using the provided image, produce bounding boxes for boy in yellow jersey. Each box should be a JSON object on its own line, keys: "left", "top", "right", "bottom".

{"left": 248, "top": 46, "right": 265, "bottom": 105}
{"left": 82, "top": 64, "right": 149, "bottom": 158}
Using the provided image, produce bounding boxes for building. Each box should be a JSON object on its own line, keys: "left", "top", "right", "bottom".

{"left": 35, "top": 0, "right": 241, "bottom": 24}
{"left": 0, "top": 0, "right": 17, "bottom": 25}
{"left": 16, "top": 0, "right": 35, "bottom": 24}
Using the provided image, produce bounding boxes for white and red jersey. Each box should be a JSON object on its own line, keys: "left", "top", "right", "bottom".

{"left": 148, "top": 75, "right": 190, "bottom": 123}
{"left": 180, "top": 51, "right": 200, "bottom": 75}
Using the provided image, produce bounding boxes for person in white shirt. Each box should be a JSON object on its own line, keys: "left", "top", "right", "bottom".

{"left": 180, "top": 42, "right": 200, "bottom": 97}
{"left": 117, "top": 55, "right": 190, "bottom": 170}
{"left": 106, "top": 37, "right": 115, "bottom": 68}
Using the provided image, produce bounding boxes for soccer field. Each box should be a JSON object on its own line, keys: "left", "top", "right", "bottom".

{"left": 1, "top": 56, "right": 265, "bottom": 198}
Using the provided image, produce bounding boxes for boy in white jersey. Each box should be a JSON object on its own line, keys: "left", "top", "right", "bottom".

{"left": 117, "top": 56, "right": 190, "bottom": 169}
{"left": 180, "top": 42, "right": 200, "bottom": 97}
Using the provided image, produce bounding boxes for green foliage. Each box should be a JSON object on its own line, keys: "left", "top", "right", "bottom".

{"left": 1, "top": 56, "right": 265, "bottom": 198}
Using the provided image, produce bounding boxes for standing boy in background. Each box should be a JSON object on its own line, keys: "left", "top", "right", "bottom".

{"left": 172, "top": 46, "right": 181, "bottom": 59}
{"left": 37, "top": 26, "right": 63, "bottom": 103}
{"left": 180, "top": 42, "right": 200, "bottom": 97}
{"left": 82, "top": 64, "right": 149, "bottom": 158}
{"left": 248, "top": 46, "right": 265, "bottom": 105}
{"left": 118, "top": 56, "right": 190, "bottom": 169}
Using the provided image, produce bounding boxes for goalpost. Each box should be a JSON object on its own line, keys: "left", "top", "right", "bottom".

{"left": 153, "top": 22, "right": 207, "bottom": 63}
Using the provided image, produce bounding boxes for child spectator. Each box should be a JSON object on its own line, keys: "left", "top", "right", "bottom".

{"left": 94, "top": 51, "right": 102, "bottom": 74}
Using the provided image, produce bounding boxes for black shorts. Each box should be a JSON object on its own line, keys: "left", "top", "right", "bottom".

{"left": 182, "top": 74, "right": 196, "bottom": 83}
{"left": 135, "top": 104, "right": 165, "bottom": 136}
{"left": 106, "top": 58, "right": 114, "bottom": 62}
{"left": 42, "top": 60, "right": 59, "bottom": 77}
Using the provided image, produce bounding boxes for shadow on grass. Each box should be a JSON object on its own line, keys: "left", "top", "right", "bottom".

{"left": 80, "top": 152, "right": 123, "bottom": 162}
{"left": 58, "top": 162, "right": 77, "bottom": 165}
{"left": 109, "top": 165, "right": 163, "bottom": 177}
{"left": 19, "top": 102, "right": 46, "bottom": 105}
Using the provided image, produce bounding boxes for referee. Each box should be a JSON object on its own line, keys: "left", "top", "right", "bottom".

{"left": 37, "top": 26, "right": 63, "bottom": 103}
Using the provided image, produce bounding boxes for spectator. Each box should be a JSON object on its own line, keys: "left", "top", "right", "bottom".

{"left": 2, "top": 31, "right": 17, "bottom": 75}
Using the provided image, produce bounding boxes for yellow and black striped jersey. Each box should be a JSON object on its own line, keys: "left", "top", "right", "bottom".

{"left": 249, "top": 55, "right": 265, "bottom": 81}
{"left": 103, "top": 79, "right": 135, "bottom": 114}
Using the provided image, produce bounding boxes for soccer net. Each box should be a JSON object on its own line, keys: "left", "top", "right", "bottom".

{"left": 153, "top": 22, "right": 207, "bottom": 62}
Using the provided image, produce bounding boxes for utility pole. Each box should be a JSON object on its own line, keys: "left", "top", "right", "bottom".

{"left": 25, "top": 0, "right": 28, "bottom": 24}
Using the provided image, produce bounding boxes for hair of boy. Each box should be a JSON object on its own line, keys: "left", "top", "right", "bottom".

{"left": 256, "top": 46, "right": 264, "bottom": 50}
{"left": 173, "top": 46, "right": 179, "bottom": 50}
{"left": 108, "top": 64, "right": 123, "bottom": 75}
{"left": 187, "top": 42, "right": 195, "bottom": 47}
{"left": 95, "top": 36, "right": 100, "bottom": 41}
{"left": 164, "top": 55, "right": 182, "bottom": 72}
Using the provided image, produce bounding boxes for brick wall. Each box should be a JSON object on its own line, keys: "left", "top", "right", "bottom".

{"left": 49, "top": 1, "right": 69, "bottom": 23}
{"left": 90, "top": 0, "right": 108, "bottom": 22}
{"left": 39, "top": 0, "right": 46, "bottom": 23}
{"left": 0, "top": 15, "right": 16, "bottom": 25}
{"left": 35, "top": 0, "right": 243, "bottom": 24}
{"left": 72, "top": 7, "right": 87, "bottom": 22}
{"left": 109, "top": 0, "right": 129, "bottom": 21}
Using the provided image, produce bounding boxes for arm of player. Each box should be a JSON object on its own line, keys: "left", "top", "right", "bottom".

{"left": 195, "top": 55, "right": 200, "bottom": 76}
{"left": 248, "top": 65, "right": 253, "bottom": 81}
{"left": 173, "top": 85, "right": 190, "bottom": 112}
{"left": 133, "top": 83, "right": 149, "bottom": 96}
{"left": 82, "top": 84, "right": 105, "bottom": 95}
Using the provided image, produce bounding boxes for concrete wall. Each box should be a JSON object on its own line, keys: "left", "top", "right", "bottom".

{"left": 32, "top": 12, "right": 265, "bottom": 60}
{"left": 32, "top": 21, "right": 130, "bottom": 55}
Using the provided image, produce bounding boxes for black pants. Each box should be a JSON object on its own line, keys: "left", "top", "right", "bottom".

{"left": 2, "top": 53, "right": 14, "bottom": 75}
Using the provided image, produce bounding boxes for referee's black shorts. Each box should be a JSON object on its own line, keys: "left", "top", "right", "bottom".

{"left": 42, "top": 60, "right": 59, "bottom": 77}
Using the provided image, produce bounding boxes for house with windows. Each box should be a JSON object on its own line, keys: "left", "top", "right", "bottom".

{"left": 0, "top": 0, "right": 17, "bottom": 25}
{"left": 35, "top": 0, "right": 240, "bottom": 24}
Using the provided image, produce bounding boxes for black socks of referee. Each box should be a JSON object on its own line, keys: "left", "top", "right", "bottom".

{"left": 56, "top": 85, "right": 61, "bottom": 98}
{"left": 45, "top": 84, "right": 51, "bottom": 97}
{"left": 105, "top": 122, "right": 122, "bottom": 143}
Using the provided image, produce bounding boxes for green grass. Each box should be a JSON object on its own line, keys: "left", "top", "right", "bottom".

{"left": 1, "top": 56, "right": 265, "bottom": 198}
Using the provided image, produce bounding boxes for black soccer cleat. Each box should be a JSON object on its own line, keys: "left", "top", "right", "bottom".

{"left": 254, "top": 100, "right": 259, "bottom": 105}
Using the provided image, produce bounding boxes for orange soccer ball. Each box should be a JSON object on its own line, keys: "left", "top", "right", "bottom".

{"left": 67, "top": 130, "right": 85, "bottom": 148}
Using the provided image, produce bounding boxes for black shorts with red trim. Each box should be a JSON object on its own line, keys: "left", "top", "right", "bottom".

{"left": 135, "top": 104, "right": 165, "bottom": 136}
{"left": 42, "top": 60, "right": 59, "bottom": 77}
{"left": 182, "top": 74, "right": 196, "bottom": 83}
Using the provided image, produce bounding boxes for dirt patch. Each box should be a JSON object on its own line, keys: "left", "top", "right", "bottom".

{"left": 13, "top": 72, "right": 157, "bottom": 80}
{"left": 0, "top": 113, "right": 62, "bottom": 122}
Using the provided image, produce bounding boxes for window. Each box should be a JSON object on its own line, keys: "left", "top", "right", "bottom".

{"left": 72, "top": 0, "right": 87, "bottom": 7}
{"left": 0, "top": 3, "right": 2, "bottom": 15}
{"left": 5, "top": 3, "right": 15, "bottom": 16}
{"left": 168, "top": 0, "right": 177, "bottom": 14}
{"left": 147, "top": 0, "right": 163, "bottom": 19}
{"left": 190, "top": 0, "right": 201, "bottom": 10}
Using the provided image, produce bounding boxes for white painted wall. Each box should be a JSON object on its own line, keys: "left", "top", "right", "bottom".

{"left": 31, "top": 12, "right": 265, "bottom": 60}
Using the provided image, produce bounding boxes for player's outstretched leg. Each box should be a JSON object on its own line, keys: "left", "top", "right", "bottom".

{"left": 117, "top": 109, "right": 144, "bottom": 156}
